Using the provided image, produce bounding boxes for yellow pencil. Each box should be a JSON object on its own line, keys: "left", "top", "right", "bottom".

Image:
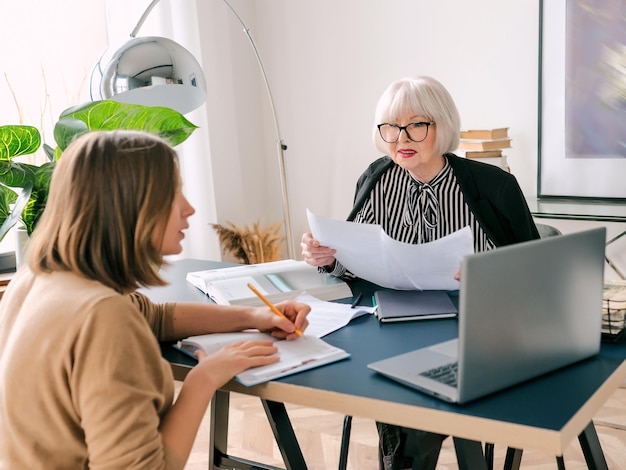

{"left": 247, "top": 283, "right": 303, "bottom": 336}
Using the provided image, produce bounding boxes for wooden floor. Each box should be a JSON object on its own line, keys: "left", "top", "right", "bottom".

{"left": 178, "top": 382, "right": 626, "bottom": 469}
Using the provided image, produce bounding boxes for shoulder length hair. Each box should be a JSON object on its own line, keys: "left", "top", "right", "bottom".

{"left": 28, "top": 130, "right": 179, "bottom": 293}
{"left": 373, "top": 75, "right": 461, "bottom": 157}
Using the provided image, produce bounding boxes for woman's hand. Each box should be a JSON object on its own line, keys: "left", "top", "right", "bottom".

{"left": 251, "top": 300, "right": 311, "bottom": 340}
{"left": 301, "top": 232, "right": 337, "bottom": 268}
{"left": 162, "top": 340, "right": 279, "bottom": 461}
{"left": 192, "top": 340, "right": 279, "bottom": 390}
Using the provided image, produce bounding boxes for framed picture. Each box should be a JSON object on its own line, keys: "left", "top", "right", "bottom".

{"left": 538, "top": 0, "right": 625, "bottom": 200}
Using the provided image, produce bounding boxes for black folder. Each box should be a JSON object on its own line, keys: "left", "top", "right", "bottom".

{"left": 373, "top": 289, "right": 458, "bottom": 323}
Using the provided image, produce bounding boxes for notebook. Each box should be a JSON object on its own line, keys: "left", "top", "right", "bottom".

{"left": 367, "top": 227, "right": 606, "bottom": 404}
{"left": 373, "top": 290, "right": 458, "bottom": 322}
{"left": 176, "top": 332, "right": 350, "bottom": 386}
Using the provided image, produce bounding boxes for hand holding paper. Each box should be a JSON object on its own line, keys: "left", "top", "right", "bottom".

{"left": 306, "top": 209, "right": 474, "bottom": 290}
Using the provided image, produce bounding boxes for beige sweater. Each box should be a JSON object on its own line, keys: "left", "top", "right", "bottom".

{"left": 0, "top": 268, "right": 183, "bottom": 469}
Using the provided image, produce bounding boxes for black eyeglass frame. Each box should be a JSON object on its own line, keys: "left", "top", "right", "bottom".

{"left": 377, "top": 121, "right": 435, "bottom": 143}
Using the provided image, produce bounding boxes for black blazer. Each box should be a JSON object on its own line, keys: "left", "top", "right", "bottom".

{"left": 347, "top": 154, "right": 540, "bottom": 247}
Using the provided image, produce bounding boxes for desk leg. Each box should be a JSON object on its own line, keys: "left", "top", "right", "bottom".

{"left": 208, "top": 392, "right": 304, "bottom": 470}
{"left": 605, "top": 232, "right": 626, "bottom": 279}
{"left": 497, "top": 422, "right": 607, "bottom": 470}
{"left": 605, "top": 256, "right": 626, "bottom": 280}
{"left": 452, "top": 437, "right": 488, "bottom": 470}
{"left": 503, "top": 448, "right": 523, "bottom": 470}
{"left": 579, "top": 421, "right": 609, "bottom": 470}
{"left": 209, "top": 390, "right": 229, "bottom": 470}
{"left": 261, "top": 399, "right": 308, "bottom": 470}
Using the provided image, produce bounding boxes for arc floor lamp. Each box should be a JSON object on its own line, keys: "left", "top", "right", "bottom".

{"left": 92, "top": 0, "right": 295, "bottom": 259}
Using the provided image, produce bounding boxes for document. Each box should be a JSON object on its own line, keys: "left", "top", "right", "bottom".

{"left": 176, "top": 332, "right": 350, "bottom": 386}
{"left": 295, "top": 293, "right": 375, "bottom": 337}
{"left": 306, "top": 209, "right": 474, "bottom": 290}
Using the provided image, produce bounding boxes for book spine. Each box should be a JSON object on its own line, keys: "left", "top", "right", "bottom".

{"left": 460, "top": 128, "right": 508, "bottom": 140}
{"left": 265, "top": 273, "right": 292, "bottom": 292}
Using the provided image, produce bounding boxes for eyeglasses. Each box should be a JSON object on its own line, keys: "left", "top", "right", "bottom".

{"left": 377, "top": 121, "right": 435, "bottom": 143}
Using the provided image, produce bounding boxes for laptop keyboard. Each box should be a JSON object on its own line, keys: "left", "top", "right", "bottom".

{"left": 420, "top": 362, "right": 458, "bottom": 387}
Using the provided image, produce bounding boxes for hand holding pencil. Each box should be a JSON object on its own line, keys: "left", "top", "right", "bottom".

{"left": 247, "top": 283, "right": 309, "bottom": 338}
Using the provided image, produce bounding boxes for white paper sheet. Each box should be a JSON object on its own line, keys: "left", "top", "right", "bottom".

{"left": 296, "top": 292, "right": 375, "bottom": 337}
{"left": 306, "top": 209, "right": 474, "bottom": 290}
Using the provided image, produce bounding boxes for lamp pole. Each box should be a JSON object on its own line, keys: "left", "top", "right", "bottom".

{"left": 220, "top": 0, "right": 295, "bottom": 260}
{"left": 127, "top": 0, "right": 296, "bottom": 259}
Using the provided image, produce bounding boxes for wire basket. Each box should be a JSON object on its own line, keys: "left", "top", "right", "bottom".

{"left": 602, "top": 281, "right": 626, "bottom": 342}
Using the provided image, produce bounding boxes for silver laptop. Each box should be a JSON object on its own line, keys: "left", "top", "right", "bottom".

{"left": 367, "top": 227, "right": 605, "bottom": 404}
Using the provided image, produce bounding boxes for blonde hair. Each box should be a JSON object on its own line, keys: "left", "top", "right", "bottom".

{"left": 373, "top": 76, "right": 461, "bottom": 156}
{"left": 28, "top": 130, "right": 179, "bottom": 292}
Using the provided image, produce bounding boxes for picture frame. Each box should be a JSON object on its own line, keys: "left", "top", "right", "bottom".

{"left": 538, "top": 0, "right": 625, "bottom": 200}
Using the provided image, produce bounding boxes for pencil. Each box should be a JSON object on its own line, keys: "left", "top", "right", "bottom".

{"left": 350, "top": 292, "right": 363, "bottom": 308}
{"left": 247, "top": 283, "right": 303, "bottom": 336}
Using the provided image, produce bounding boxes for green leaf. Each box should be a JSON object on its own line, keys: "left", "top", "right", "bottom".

{"left": 0, "top": 160, "right": 37, "bottom": 188}
{"left": 0, "top": 180, "right": 33, "bottom": 241}
{"left": 0, "top": 185, "right": 18, "bottom": 219}
{"left": 54, "top": 100, "right": 198, "bottom": 151}
{"left": 42, "top": 143, "right": 56, "bottom": 162}
{"left": 0, "top": 125, "right": 41, "bottom": 161}
{"left": 53, "top": 117, "right": 89, "bottom": 156}
{"left": 21, "top": 161, "right": 55, "bottom": 235}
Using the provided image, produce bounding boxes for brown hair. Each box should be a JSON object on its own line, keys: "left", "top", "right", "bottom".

{"left": 27, "top": 130, "right": 179, "bottom": 293}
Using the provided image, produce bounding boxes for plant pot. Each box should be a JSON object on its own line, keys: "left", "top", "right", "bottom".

{"left": 15, "top": 226, "right": 30, "bottom": 269}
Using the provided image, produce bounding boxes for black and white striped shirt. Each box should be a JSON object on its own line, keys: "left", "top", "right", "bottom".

{"left": 327, "top": 159, "right": 496, "bottom": 278}
{"left": 353, "top": 159, "right": 495, "bottom": 252}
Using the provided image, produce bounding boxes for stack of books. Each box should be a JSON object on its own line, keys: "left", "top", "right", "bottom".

{"left": 457, "top": 128, "right": 511, "bottom": 171}
{"left": 602, "top": 280, "right": 626, "bottom": 341}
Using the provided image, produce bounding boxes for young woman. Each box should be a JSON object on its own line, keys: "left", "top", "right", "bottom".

{"left": 0, "top": 130, "right": 310, "bottom": 469}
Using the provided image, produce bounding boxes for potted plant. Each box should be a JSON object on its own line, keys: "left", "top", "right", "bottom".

{"left": 0, "top": 124, "right": 45, "bottom": 243}
{"left": 0, "top": 100, "right": 198, "bottom": 245}
{"left": 211, "top": 220, "right": 284, "bottom": 264}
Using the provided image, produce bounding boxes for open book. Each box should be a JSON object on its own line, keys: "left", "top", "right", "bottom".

{"left": 186, "top": 259, "right": 352, "bottom": 306}
{"left": 176, "top": 331, "right": 350, "bottom": 386}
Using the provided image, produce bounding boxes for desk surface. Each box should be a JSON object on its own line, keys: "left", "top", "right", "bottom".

{"left": 150, "top": 259, "right": 626, "bottom": 456}
{"left": 527, "top": 197, "right": 626, "bottom": 222}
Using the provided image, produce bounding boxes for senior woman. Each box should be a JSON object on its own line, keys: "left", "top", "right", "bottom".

{"left": 301, "top": 75, "right": 539, "bottom": 470}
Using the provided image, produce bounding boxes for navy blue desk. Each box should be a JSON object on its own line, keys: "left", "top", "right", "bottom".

{"left": 150, "top": 259, "right": 626, "bottom": 470}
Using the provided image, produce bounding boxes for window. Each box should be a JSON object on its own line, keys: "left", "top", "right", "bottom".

{"left": 0, "top": 0, "right": 108, "bottom": 256}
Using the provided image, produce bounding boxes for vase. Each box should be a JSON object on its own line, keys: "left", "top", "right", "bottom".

{"left": 15, "top": 226, "right": 30, "bottom": 269}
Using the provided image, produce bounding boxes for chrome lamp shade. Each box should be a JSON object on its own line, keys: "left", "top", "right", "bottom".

{"left": 100, "top": 36, "right": 206, "bottom": 114}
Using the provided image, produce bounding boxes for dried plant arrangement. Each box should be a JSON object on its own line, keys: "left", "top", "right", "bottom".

{"left": 211, "top": 220, "right": 284, "bottom": 264}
